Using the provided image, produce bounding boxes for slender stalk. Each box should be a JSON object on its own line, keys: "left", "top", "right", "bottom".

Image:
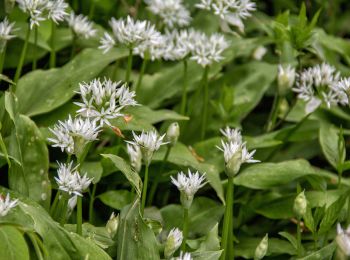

{"left": 89, "top": 0, "right": 96, "bottom": 19}
{"left": 297, "top": 216, "right": 302, "bottom": 257}
{"left": 347, "top": 194, "right": 350, "bottom": 226}
{"left": 221, "top": 176, "right": 234, "bottom": 260}
{"left": 49, "top": 22, "right": 56, "bottom": 68}
{"left": 14, "top": 24, "right": 31, "bottom": 84}
{"left": 28, "top": 233, "right": 44, "bottom": 260}
{"left": 181, "top": 207, "right": 189, "bottom": 251}
{"left": 200, "top": 66, "right": 209, "bottom": 140}
{"left": 73, "top": 0, "right": 79, "bottom": 12}
{"left": 89, "top": 183, "right": 97, "bottom": 223}
{"left": 59, "top": 196, "right": 68, "bottom": 226}
{"left": 147, "top": 146, "right": 171, "bottom": 205}
{"left": 50, "top": 190, "right": 60, "bottom": 216}
{"left": 0, "top": 44, "right": 7, "bottom": 76}
{"left": 70, "top": 31, "right": 77, "bottom": 59}
{"left": 141, "top": 164, "right": 149, "bottom": 216}
{"left": 32, "top": 26, "right": 38, "bottom": 70}
{"left": 180, "top": 59, "right": 188, "bottom": 115}
{"left": 135, "top": 58, "right": 147, "bottom": 94}
{"left": 125, "top": 48, "right": 133, "bottom": 83}
{"left": 112, "top": 60, "right": 120, "bottom": 80}
{"left": 77, "top": 196, "right": 83, "bottom": 235}
{"left": 266, "top": 94, "right": 281, "bottom": 132}
{"left": 227, "top": 203, "right": 234, "bottom": 260}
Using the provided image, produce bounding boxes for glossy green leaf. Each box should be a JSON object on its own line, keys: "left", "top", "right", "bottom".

{"left": 98, "top": 190, "right": 134, "bottom": 210}
{"left": 0, "top": 225, "right": 30, "bottom": 260}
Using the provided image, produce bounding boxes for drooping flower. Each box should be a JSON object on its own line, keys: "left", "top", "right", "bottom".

{"left": 0, "top": 193, "right": 18, "bottom": 217}
{"left": 164, "top": 228, "right": 183, "bottom": 258}
{"left": 0, "top": 18, "right": 16, "bottom": 52}
{"left": 126, "top": 130, "right": 167, "bottom": 166}
{"left": 144, "top": 0, "right": 191, "bottom": 28}
{"left": 126, "top": 143, "right": 142, "bottom": 173}
{"left": 75, "top": 78, "right": 137, "bottom": 126}
{"left": 195, "top": 0, "right": 256, "bottom": 32}
{"left": 48, "top": 115, "right": 101, "bottom": 155}
{"left": 336, "top": 223, "right": 350, "bottom": 256}
{"left": 67, "top": 12, "right": 96, "bottom": 39}
{"left": 292, "top": 63, "right": 347, "bottom": 114}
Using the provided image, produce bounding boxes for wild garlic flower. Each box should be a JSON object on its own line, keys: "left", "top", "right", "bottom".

{"left": 67, "top": 12, "right": 96, "bottom": 39}
{"left": 331, "top": 77, "right": 350, "bottom": 105}
{"left": 75, "top": 78, "right": 137, "bottom": 126}
{"left": 190, "top": 32, "right": 229, "bottom": 67}
{"left": 171, "top": 170, "right": 207, "bottom": 208}
{"left": 48, "top": 115, "right": 100, "bottom": 155}
{"left": 126, "top": 143, "right": 142, "bottom": 173}
{"left": 144, "top": 0, "right": 191, "bottom": 28}
{"left": 174, "top": 252, "right": 192, "bottom": 260}
{"left": 165, "top": 228, "right": 183, "bottom": 258}
{"left": 126, "top": 130, "right": 167, "bottom": 166}
{"left": 99, "top": 32, "right": 116, "bottom": 54}
{"left": 196, "top": 0, "right": 256, "bottom": 32}
{"left": 337, "top": 223, "right": 350, "bottom": 256}
{"left": 133, "top": 34, "right": 166, "bottom": 61}
{"left": 292, "top": 63, "right": 347, "bottom": 114}
{"left": 0, "top": 18, "right": 16, "bottom": 52}
{"left": 217, "top": 127, "right": 259, "bottom": 177}
{"left": 16, "top": 0, "right": 68, "bottom": 29}
{"left": 55, "top": 161, "right": 92, "bottom": 196}
{"left": 0, "top": 193, "right": 18, "bottom": 217}
{"left": 278, "top": 65, "right": 296, "bottom": 96}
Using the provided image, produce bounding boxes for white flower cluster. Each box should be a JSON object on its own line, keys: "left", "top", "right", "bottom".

{"left": 48, "top": 115, "right": 101, "bottom": 154}
{"left": 126, "top": 130, "right": 167, "bottom": 165}
{"left": 0, "top": 193, "right": 18, "bottom": 217}
{"left": 16, "top": 0, "right": 68, "bottom": 29}
{"left": 217, "top": 127, "right": 259, "bottom": 176}
{"left": 195, "top": 0, "right": 256, "bottom": 32}
{"left": 67, "top": 12, "right": 96, "bottom": 39}
{"left": 165, "top": 228, "right": 183, "bottom": 258}
{"left": 144, "top": 0, "right": 191, "bottom": 28}
{"left": 55, "top": 161, "right": 93, "bottom": 196}
{"left": 0, "top": 18, "right": 16, "bottom": 43}
{"left": 337, "top": 223, "right": 350, "bottom": 256}
{"left": 171, "top": 170, "right": 207, "bottom": 198}
{"left": 293, "top": 63, "right": 348, "bottom": 114}
{"left": 75, "top": 78, "right": 138, "bottom": 126}
{"left": 126, "top": 143, "right": 142, "bottom": 173}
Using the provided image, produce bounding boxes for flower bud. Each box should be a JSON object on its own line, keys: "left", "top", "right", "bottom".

{"left": 252, "top": 46, "right": 267, "bottom": 61}
{"left": 225, "top": 147, "right": 242, "bottom": 177}
{"left": 293, "top": 191, "right": 307, "bottom": 218}
{"left": 164, "top": 228, "right": 183, "bottom": 258}
{"left": 180, "top": 192, "right": 194, "bottom": 209}
{"left": 106, "top": 212, "right": 119, "bottom": 238}
{"left": 254, "top": 234, "right": 268, "bottom": 260}
{"left": 277, "top": 65, "right": 295, "bottom": 96}
{"left": 166, "top": 122, "right": 180, "bottom": 146}
{"left": 127, "top": 144, "right": 142, "bottom": 173}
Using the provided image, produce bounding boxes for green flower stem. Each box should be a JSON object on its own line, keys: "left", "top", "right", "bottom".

{"left": 49, "top": 22, "right": 56, "bottom": 68}
{"left": 266, "top": 94, "right": 281, "bottom": 132}
{"left": 180, "top": 59, "right": 188, "bottom": 115}
{"left": 14, "top": 24, "right": 31, "bottom": 85}
{"left": 89, "top": 0, "right": 96, "bottom": 19}
{"left": 221, "top": 176, "right": 234, "bottom": 260}
{"left": 59, "top": 195, "right": 68, "bottom": 226}
{"left": 70, "top": 31, "right": 77, "bottom": 59}
{"left": 0, "top": 44, "right": 7, "bottom": 76}
{"left": 141, "top": 164, "right": 149, "bottom": 216}
{"left": 297, "top": 216, "right": 302, "bottom": 257}
{"left": 135, "top": 58, "right": 147, "bottom": 94}
{"left": 125, "top": 48, "right": 133, "bottom": 83}
{"left": 89, "top": 183, "right": 97, "bottom": 223}
{"left": 347, "top": 194, "right": 350, "bottom": 226}
{"left": 200, "top": 66, "right": 209, "bottom": 140}
{"left": 181, "top": 207, "right": 189, "bottom": 251}
{"left": 50, "top": 190, "right": 60, "bottom": 216}
{"left": 28, "top": 232, "right": 44, "bottom": 260}
{"left": 112, "top": 60, "right": 120, "bottom": 80}
{"left": 77, "top": 196, "right": 83, "bottom": 235}
{"left": 32, "top": 26, "right": 38, "bottom": 70}
{"left": 147, "top": 145, "right": 171, "bottom": 206}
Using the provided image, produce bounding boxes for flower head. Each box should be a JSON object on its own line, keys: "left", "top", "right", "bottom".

{"left": 293, "top": 63, "right": 347, "bottom": 114}
{"left": 48, "top": 115, "right": 101, "bottom": 155}
{"left": 46, "top": 0, "right": 68, "bottom": 23}
{"left": 126, "top": 143, "right": 142, "bottom": 173}
{"left": 0, "top": 18, "right": 16, "bottom": 47}
{"left": 165, "top": 228, "right": 183, "bottom": 258}
{"left": 196, "top": 0, "right": 256, "bottom": 32}
{"left": 337, "top": 223, "right": 350, "bottom": 256}
{"left": 145, "top": 0, "right": 191, "bottom": 28}
{"left": 0, "top": 193, "right": 18, "bottom": 217}
{"left": 190, "top": 32, "right": 229, "bottom": 67}
{"left": 278, "top": 65, "right": 296, "bottom": 96}
{"left": 99, "top": 32, "right": 116, "bottom": 54}
{"left": 126, "top": 130, "right": 167, "bottom": 165}
{"left": 75, "top": 78, "right": 137, "bottom": 126}
{"left": 67, "top": 12, "right": 96, "bottom": 39}
{"left": 220, "top": 126, "right": 242, "bottom": 143}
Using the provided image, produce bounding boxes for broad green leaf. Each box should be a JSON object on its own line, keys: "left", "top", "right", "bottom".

{"left": 0, "top": 225, "right": 29, "bottom": 260}
{"left": 117, "top": 199, "right": 160, "bottom": 260}
{"left": 197, "top": 223, "right": 221, "bottom": 252}
{"left": 15, "top": 48, "right": 128, "bottom": 116}
{"left": 192, "top": 251, "right": 223, "bottom": 260}
{"left": 8, "top": 115, "right": 51, "bottom": 209}
{"left": 278, "top": 232, "right": 298, "bottom": 251}
{"left": 299, "top": 242, "right": 336, "bottom": 260}
{"left": 98, "top": 190, "right": 134, "bottom": 210}
{"left": 81, "top": 161, "right": 103, "bottom": 184}
{"left": 101, "top": 154, "right": 142, "bottom": 197}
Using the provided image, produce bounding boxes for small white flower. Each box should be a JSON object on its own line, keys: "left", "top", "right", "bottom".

{"left": 144, "top": 0, "right": 191, "bottom": 28}
{"left": 16, "top": 0, "right": 48, "bottom": 29}
{"left": 0, "top": 18, "right": 16, "bottom": 43}
{"left": 165, "top": 228, "right": 183, "bottom": 258}
{"left": 75, "top": 78, "right": 137, "bottom": 126}
{"left": 46, "top": 0, "right": 68, "bottom": 23}
{"left": 67, "top": 12, "right": 96, "bottom": 39}
{"left": 195, "top": 0, "right": 213, "bottom": 10}
{"left": 171, "top": 170, "right": 207, "bottom": 197}
{"left": 337, "top": 223, "right": 350, "bottom": 256}
{"left": 190, "top": 32, "right": 229, "bottom": 67}
{"left": 174, "top": 252, "right": 192, "bottom": 260}
{"left": 278, "top": 65, "right": 296, "bottom": 94}
{"left": 126, "top": 143, "right": 142, "bottom": 173}
{"left": 0, "top": 193, "right": 18, "bottom": 217}
{"left": 220, "top": 126, "right": 242, "bottom": 143}
{"left": 126, "top": 130, "right": 167, "bottom": 165}
{"left": 217, "top": 140, "right": 258, "bottom": 164}
{"left": 99, "top": 32, "right": 116, "bottom": 54}
{"left": 48, "top": 115, "right": 101, "bottom": 154}
{"left": 252, "top": 46, "right": 267, "bottom": 60}
{"left": 68, "top": 195, "right": 78, "bottom": 211}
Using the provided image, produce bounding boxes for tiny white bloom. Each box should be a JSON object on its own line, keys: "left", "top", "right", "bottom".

{"left": 171, "top": 169, "right": 207, "bottom": 197}
{"left": 165, "top": 228, "right": 183, "bottom": 258}
{"left": 337, "top": 223, "right": 350, "bottom": 256}
{"left": 0, "top": 17, "right": 16, "bottom": 43}
{"left": 67, "top": 12, "right": 96, "bottom": 39}
{"left": 46, "top": 0, "right": 68, "bottom": 23}
{"left": 195, "top": 0, "right": 213, "bottom": 10}
{"left": 0, "top": 193, "right": 18, "bottom": 217}
{"left": 220, "top": 126, "right": 242, "bottom": 143}
{"left": 126, "top": 143, "right": 142, "bottom": 173}
{"left": 174, "top": 251, "right": 192, "bottom": 260}
{"left": 75, "top": 78, "right": 137, "bottom": 126}
{"left": 217, "top": 140, "right": 258, "bottom": 164}
{"left": 16, "top": 0, "right": 48, "bottom": 29}
{"left": 99, "top": 32, "right": 116, "bottom": 54}
{"left": 252, "top": 46, "right": 267, "bottom": 60}
{"left": 278, "top": 65, "right": 296, "bottom": 94}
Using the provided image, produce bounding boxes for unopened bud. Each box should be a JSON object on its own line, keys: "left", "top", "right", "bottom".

{"left": 277, "top": 65, "right": 295, "bottom": 96}
{"left": 254, "top": 234, "right": 268, "bottom": 260}
{"left": 252, "top": 46, "right": 267, "bottom": 61}
{"left": 180, "top": 192, "right": 194, "bottom": 209}
{"left": 106, "top": 212, "right": 119, "bottom": 238}
{"left": 336, "top": 223, "right": 350, "bottom": 258}
{"left": 127, "top": 144, "right": 142, "bottom": 173}
{"left": 225, "top": 148, "right": 242, "bottom": 177}
{"left": 293, "top": 191, "right": 307, "bottom": 218}
{"left": 164, "top": 228, "right": 183, "bottom": 258}
{"left": 166, "top": 122, "right": 180, "bottom": 146}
